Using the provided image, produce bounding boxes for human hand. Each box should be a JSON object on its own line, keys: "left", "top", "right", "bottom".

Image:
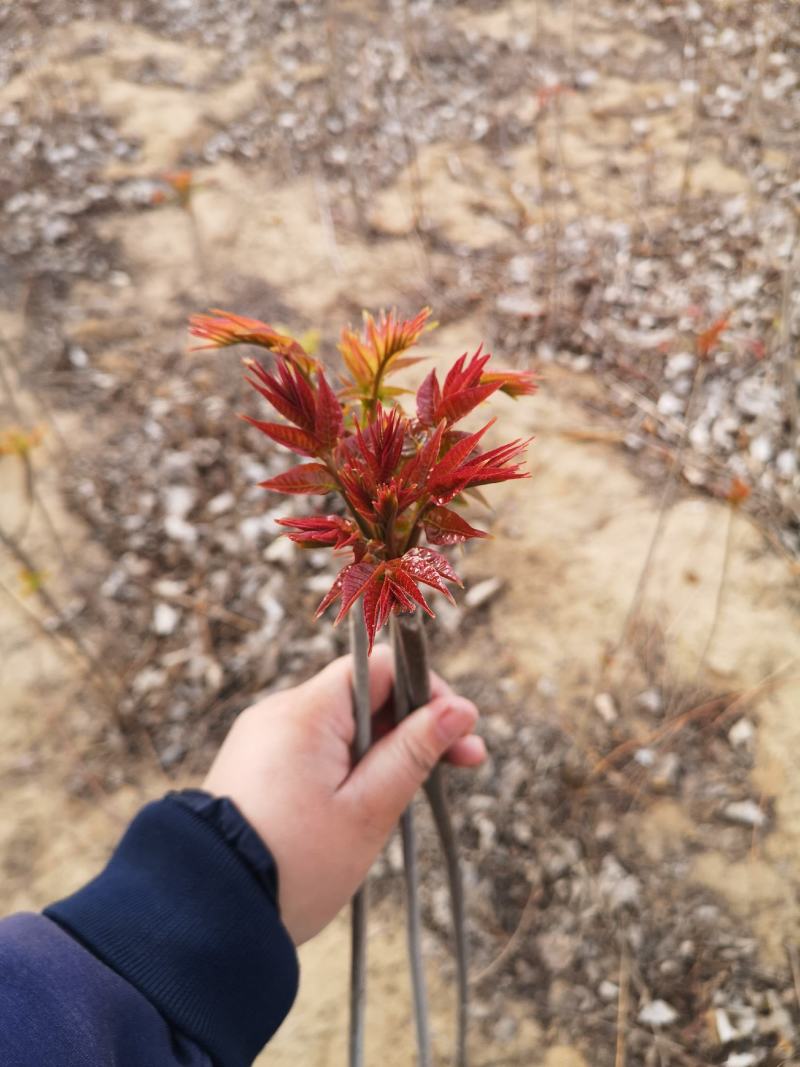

{"left": 203, "top": 645, "right": 485, "bottom": 945}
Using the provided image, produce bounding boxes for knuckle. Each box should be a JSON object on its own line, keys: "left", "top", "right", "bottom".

{"left": 398, "top": 729, "right": 436, "bottom": 781}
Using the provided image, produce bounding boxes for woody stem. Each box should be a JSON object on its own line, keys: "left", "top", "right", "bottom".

{"left": 349, "top": 606, "right": 372, "bottom": 1067}
{"left": 394, "top": 611, "right": 470, "bottom": 1067}
{"left": 390, "top": 616, "right": 432, "bottom": 1067}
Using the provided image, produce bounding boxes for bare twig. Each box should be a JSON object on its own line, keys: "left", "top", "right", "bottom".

{"left": 787, "top": 942, "right": 800, "bottom": 1017}
{"left": 472, "top": 881, "right": 541, "bottom": 984}
{"left": 609, "top": 359, "right": 709, "bottom": 671}
{"left": 695, "top": 501, "right": 736, "bottom": 678}
{"left": 591, "top": 664, "right": 797, "bottom": 783}
{"left": 0, "top": 331, "right": 73, "bottom": 459}
{"left": 614, "top": 941, "right": 629, "bottom": 1067}
{"left": 676, "top": 63, "right": 704, "bottom": 213}
{"left": 134, "top": 582, "right": 260, "bottom": 632}
{"left": 314, "top": 170, "right": 344, "bottom": 277}
{"left": 349, "top": 607, "right": 372, "bottom": 1067}
{"left": 777, "top": 233, "right": 799, "bottom": 444}
{"left": 0, "top": 525, "right": 119, "bottom": 705}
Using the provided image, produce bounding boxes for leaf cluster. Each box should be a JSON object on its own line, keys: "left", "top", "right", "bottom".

{"left": 189, "top": 307, "right": 537, "bottom": 649}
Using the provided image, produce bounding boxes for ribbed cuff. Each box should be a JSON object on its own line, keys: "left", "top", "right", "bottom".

{"left": 45, "top": 793, "right": 299, "bottom": 1067}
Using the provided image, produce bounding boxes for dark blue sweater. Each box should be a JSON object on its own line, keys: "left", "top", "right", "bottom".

{"left": 0, "top": 791, "right": 299, "bottom": 1067}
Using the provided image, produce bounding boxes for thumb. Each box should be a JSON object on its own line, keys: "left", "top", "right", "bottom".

{"left": 345, "top": 695, "right": 478, "bottom": 836}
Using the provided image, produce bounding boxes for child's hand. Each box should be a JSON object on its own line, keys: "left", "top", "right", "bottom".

{"left": 203, "top": 646, "right": 485, "bottom": 944}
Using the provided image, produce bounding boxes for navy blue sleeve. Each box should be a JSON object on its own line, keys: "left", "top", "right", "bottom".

{"left": 0, "top": 791, "right": 299, "bottom": 1067}
{"left": 0, "top": 912, "right": 209, "bottom": 1066}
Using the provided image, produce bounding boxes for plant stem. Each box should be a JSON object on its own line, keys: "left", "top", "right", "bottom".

{"left": 394, "top": 612, "right": 470, "bottom": 1067}
{"left": 424, "top": 768, "right": 467, "bottom": 1067}
{"left": 349, "top": 606, "right": 371, "bottom": 1067}
{"left": 391, "top": 617, "right": 433, "bottom": 1067}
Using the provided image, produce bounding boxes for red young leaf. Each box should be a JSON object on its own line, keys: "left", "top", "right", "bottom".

{"left": 334, "top": 562, "right": 380, "bottom": 624}
{"left": 190, "top": 309, "right": 317, "bottom": 372}
{"left": 239, "top": 416, "right": 319, "bottom": 457}
{"left": 441, "top": 348, "right": 492, "bottom": 396}
{"left": 314, "top": 369, "right": 345, "bottom": 449}
{"left": 315, "top": 570, "right": 345, "bottom": 618}
{"left": 428, "top": 420, "right": 495, "bottom": 498}
{"left": 409, "top": 546, "right": 462, "bottom": 586}
{"left": 438, "top": 383, "right": 498, "bottom": 425}
{"left": 363, "top": 576, "right": 395, "bottom": 650}
{"left": 480, "top": 368, "right": 538, "bottom": 397}
{"left": 275, "top": 515, "right": 360, "bottom": 549}
{"left": 245, "top": 357, "right": 317, "bottom": 432}
{"left": 423, "top": 505, "right": 488, "bottom": 545}
{"left": 400, "top": 547, "right": 461, "bottom": 602}
{"left": 458, "top": 437, "right": 532, "bottom": 489}
{"left": 398, "top": 420, "right": 445, "bottom": 496}
{"left": 416, "top": 370, "right": 442, "bottom": 427}
{"left": 389, "top": 567, "right": 436, "bottom": 616}
{"left": 259, "top": 463, "right": 336, "bottom": 494}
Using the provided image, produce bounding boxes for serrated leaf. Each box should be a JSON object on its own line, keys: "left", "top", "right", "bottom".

{"left": 438, "top": 382, "right": 498, "bottom": 424}
{"left": 314, "top": 369, "right": 345, "bottom": 449}
{"left": 416, "top": 369, "right": 442, "bottom": 427}
{"left": 335, "top": 562, "right": 380, "bottom": 624}
{"left": 240, "top": 416, "right": 319, "bottom": 457}
{"left": 260, "top": 463, "right": 336, "bottom": 494}
{"left": 423, "top": 505, "right": 488, "bottom": 544}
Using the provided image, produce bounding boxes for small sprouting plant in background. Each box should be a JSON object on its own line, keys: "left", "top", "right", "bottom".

{"left": 189, "top": 305, "right": 536, "bottom": 1067}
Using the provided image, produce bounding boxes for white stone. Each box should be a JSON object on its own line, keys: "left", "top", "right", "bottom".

{"left": 723, "top": 800, "right": 766, "bottom": 827}
{"left": 207, "top": 491, "right": 235, "bottom": 516}
{"left": 306, "top": 573, "right": 336, "bottom": 595}
{"left": 715, "top": 1008, "right": 738, "bottom": 1044}
{"left": 132, "top": 667, "right": 167, "bottom": 694}
{"left": 594, "top": 692, "right": 618, "bottom": 724}
{"left": 496, "top": 293, "right": 544, "bottom": 318}
{"left": 776, "top": 449, "right": 797, "bottom": 478}
{"left": 657, "top": 391, "right": 684, "bottom": 416}
{"left": 152, "top": 602, "right": 180, "bottom": 636}
{"left": 735, "top": 378, "right": 779, "bottom": 419}
{"left": 599, "top": 855, "right": 640, "bottom": 910}
{"left": 163, "top": 485, "right": 196, "bottom": 519}
{"left": 508, "top": 255, "right": 534, "bottom": 283}
{"left": 728, "top": 718, "right": 755, "bottom": 748}
{"left": 164, "top": 515, "right": 197, "bottom": 545}
{"left": 239, "top": 515, "right": 275, "bottom": 545}
{"left": 665, "top": 352, "right": 695, "bottom": 379}
{"left": 724, "top": 1054, "right": 759, "bottom": 1067}
{"left": 153, "top": 579, "right": 186, "bottom": 598}
{"left": 100, "top": 568, "right": 126, "bottom": 598}
{"left": 264, "top": 537, "right": 295, "bottom": 565}
{"left": 638, "top": 1000, "right": 678, "bottom": 1027}
{"left": 636, "top": 687, "right": 662, "bottom": 715}
{"left": 465, "top": 577, "right": 504, "bottom": 609}
{"left": 257, "top": 592, "right": 286, "bottom": 637}
{"left": 749, "top": 434, "right": 772, "bottom": 464}
{"left": 434, "top": 599, "right": 463, "bottom": 635}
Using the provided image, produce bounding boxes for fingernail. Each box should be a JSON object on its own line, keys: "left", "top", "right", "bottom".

{"left": 436, "top": 699, "right": 477, "bottom": 743}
